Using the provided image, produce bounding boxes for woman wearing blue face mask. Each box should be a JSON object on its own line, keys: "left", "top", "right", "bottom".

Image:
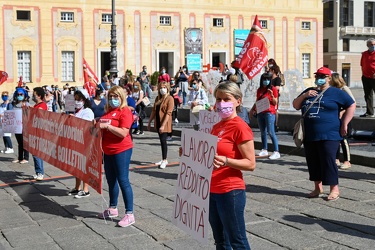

{"left": 293, "top": 67, "right": 356, "bottom": 201}
{"left": 250, "top": 72, "right": 280, "bottom": 160}
{"left": 98, "top": 86, "right": 135, "bottom": 227}
{"left": 0, "top": 91, "right": 14, "bottom": 154}
{"left": 90, "top": 89, "right": 106, "bottom": 119}
{"left": 11, "top": 87, "right": 30, "bottom": 164}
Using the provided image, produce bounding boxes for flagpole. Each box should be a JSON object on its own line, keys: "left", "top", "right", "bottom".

{"left": 109, "top": 0, "right": 118, "bottom": 77}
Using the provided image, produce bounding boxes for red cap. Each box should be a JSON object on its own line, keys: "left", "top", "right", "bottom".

{"left": 314, "top": 67, "right": 332, "bottom": 76}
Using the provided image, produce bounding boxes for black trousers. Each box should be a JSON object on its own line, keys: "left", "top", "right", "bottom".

{"left": 15, "top": 133, "right": 29, "bottom": 161}
{"left": 361, "top": 76, "right": 375, "bottom": 115}
{"left": 157, "top": 132, "right": 168, "bottom": 160}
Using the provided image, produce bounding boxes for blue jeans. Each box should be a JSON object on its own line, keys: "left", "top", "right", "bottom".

{"left": 257, "top": 112, "right": 279, "bottom": 151}
{"left": 209, "top": 190, "right": 251, "bottom": 250}
{"left": 3, "top": 136, "right": 13, "bottom": 148}
{"left": 104, "top": 148, "right": 133, "bottom": 213}
{"left": 33, "top": 155, "right": 44, "bottom": 175}
{"left": 142, "top": 83, "right": 152, "bottom": 99}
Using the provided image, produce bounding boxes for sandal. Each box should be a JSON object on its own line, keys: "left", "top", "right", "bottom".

{"left": 326, "top": 192, "right": 340, "bottom": 201}
{"left": 307, "top": 190, "right": 324, "bottom": 198}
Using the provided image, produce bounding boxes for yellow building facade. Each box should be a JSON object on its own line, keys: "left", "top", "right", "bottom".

{"left": 0, "top": 0, "right": 323, "bottom": 93}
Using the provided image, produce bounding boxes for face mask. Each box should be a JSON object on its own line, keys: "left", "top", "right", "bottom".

{"left": 262, "top": 80, "right": 270, "bottom": 86}
{"left": 75, "top": 100, "right": 84, "bottom": 109}
{"left": 268, "top": 64, "right": 273, "bottom": 68}
{"left": 162, "top": 70, "right": 166, "bottom": 74}
{"left": 32, "top": 96, "right": 37, "bottom": 103}
{"left": 170, "top": 80, "right": 175, "bottom": 85}
{"left": 1, "top": 96, "right": 8, "bottom": 102}
{"left": 216, "top": 101, "right": 234, "bottom": 119}
{"left": 368, "top": 45, "right": 375, "bottom": 52}
{"left": 192, "top": 84, "right": 197, "bottom": 89}
{"left": 17, "top": 95, "right": 24, "bottom": 101}
{"left": 143, "top": 69, "right": 147, "bottom": 73}
{"left": 159, "top": 88, "right": 167, "bottom": 95}
{"left": 183, "top": 68, "right": 186, "bottom": 72}
{"left": 109, "top": 99, "right": 120, "bottom": 108}
{"left": 106, "top": 85, "right": 110, "bottom": 90}
{"left": 75, "top": 87, "right": 78, "bottom": 91}
{"left": 315, "top": 78, "right": 326, "bottom": 86}
{"left": 194, "top": 75, "right": 199, "bottom": 80}
{"left": 134, "top": 86, "right": 138, "bottom": 89}
{"left": 100, "top": 95, "right": 105, "bottom": 99}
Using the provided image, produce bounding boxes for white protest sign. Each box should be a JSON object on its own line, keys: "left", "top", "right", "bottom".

{"left": 255, "top": 97, "right": 270, "bottom": 114}
{"left": 64, "top": 94, "right": 75, "bottom": 112}
{"left": 198, "top": 110, "right": 221, "bottom": 134}
{"left": 3, "top": 109, "right": 22, "bottom": 133}
{"left": 172, "top": 128, "right": 217, "bottom": 244}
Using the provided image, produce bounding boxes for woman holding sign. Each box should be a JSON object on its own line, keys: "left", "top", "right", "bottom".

{"left": 250, "top": 72, "right": 280, "bottom": 160}
{"left": 98, "top": 86, "right": 135, "bottom": 228}
{"left": 210, "top": 82, "right": 256, "bottom": 249}
{"left": 11, "top": 87, "right": 30, "bottom": 164}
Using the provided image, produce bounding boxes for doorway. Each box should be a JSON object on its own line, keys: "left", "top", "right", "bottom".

{"left": 100, "top": 52, "right": 110, "bottom": 81}
{"left": 342, "top": 63, "right": 351, "bottom": 87}
{"left": 158, "top": 52, "right": 174, "bottom": 76}
{"left": 211, "top": 52, "right": 226, "bottom": 68}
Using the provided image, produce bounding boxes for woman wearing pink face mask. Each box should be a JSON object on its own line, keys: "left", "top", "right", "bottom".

{"left": 209, "top": 81, "right": 256, "bottom": 249}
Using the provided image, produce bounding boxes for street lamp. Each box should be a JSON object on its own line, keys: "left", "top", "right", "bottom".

{"left": 109, "top": 0, "right": 118, "bottom": 76}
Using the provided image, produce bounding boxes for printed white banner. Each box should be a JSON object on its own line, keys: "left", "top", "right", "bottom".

{"left": 3, "top": 109, "right": 22, "bottom": 133}
{"left": 198, "top": 110, "right": 221, "bottom": 134}
{"left": 255, "top": 97, "right": 270, "bottom": 114}
{"left": 172, "top": 128, "right": 217, "bottom": 244}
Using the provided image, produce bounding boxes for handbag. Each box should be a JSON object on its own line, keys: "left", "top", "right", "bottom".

{"left": 174, "top": 95, "right": 182, "bottom": 105}
{"left": 293, "top": 88, "right": 328, "bottom": 148}
{"left": 141, "top": 97, "right": 150, "bottom": 107}
{"left": 191, "top": 105, "right": 205, "bottom": 114}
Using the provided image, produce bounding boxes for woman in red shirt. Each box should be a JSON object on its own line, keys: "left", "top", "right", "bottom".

{"left": 210, "top": 82, "right": 256, "bottom": 249}
{"left": 251, "top": 72, "right": 280, "bottom": 159}
{"left": 97, "top": 86, "right": 135, "bottom": 228}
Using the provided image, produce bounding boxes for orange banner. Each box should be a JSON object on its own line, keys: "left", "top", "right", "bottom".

{"left": 22, "top": 108, "right": 103, "bottom": 194}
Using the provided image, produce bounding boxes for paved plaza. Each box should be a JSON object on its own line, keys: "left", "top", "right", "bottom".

{"left": 0, "top": 126, "right": 374, "bottom": 250}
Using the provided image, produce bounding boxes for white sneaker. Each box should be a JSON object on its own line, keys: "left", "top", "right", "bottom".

{"left": 174, "top": 118, "right": 179, "bottom": 123}
{"left": 159, "top": 160, "right": 168, "bottom": 169}
{"left": 4, "top": 148, "right": 14, "bottom": 154}
{"left": 269, "top": 151, "right": 281, "bottom": 160}
{"left": 155, "top": 160, "right": 162, "bottom": 166}
{"left": 32, "top": 173, "right": 44, "bottom": 181}
{"left": 258, "top": 149, "right": 268, "bottom": 157}
{"left": 0, "top": 148, "right": 6, "bottom": 153}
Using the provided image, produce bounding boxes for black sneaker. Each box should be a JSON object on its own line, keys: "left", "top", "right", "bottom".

{"left": 359, "top": 113, "right": 375, "bottom": 118}
{"left": 74, "top": 191, "right": 90, "bottom": 199}
{"left": 68, "top": 188, "right": 80, "bottom": 196}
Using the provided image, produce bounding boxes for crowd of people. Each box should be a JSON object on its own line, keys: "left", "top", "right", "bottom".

{"left": 0, "top": 57, "right": 360, "bottom": 248}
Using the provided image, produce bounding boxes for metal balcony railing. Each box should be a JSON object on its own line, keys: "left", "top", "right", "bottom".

{"left": 340, "top": 26, "right": 375, "bottom": 36}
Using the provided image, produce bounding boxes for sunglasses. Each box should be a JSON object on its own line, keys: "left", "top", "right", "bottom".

{"left": 315, "top": 74, "right": 327, "bottom": 79}
{"left": 108, "top": 95, "right": 120, "bottom": 99}
{"left": 17, "top": 93, "right": 24, "bottom": 96}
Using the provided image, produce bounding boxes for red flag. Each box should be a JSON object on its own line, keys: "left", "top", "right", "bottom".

{"left": 83, "top": 58, "right": 99, "bottom": 97}
{"left": 18, "top": 76, "right": 23, "bottom": 87}
{"left": 0, "top": 71, "right": 8, "bottom": 85}
{"left": 233, "top": 15, "right": 268, "bottom": 80}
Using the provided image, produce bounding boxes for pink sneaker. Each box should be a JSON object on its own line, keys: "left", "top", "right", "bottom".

{"left": 118, "top": 213, "right": 135, "bottom": 227}
{"left": 98, "top": 208, "right": 118, "bottom": 219}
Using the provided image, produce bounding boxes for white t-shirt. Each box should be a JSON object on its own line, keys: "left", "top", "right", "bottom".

{"left": 75, "top": 108, "right": 94, "bottom": 121}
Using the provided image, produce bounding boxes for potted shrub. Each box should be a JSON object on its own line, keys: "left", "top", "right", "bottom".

{"left": 150, "top": 71, "right": 159, "bottom": 91}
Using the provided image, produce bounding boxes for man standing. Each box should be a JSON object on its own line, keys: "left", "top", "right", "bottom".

{"left": 139, "top": 65, "right": 152, "bottom": 98}
{"left": 31, "top": 87, "right": 48, "bottom": 181}
{"left": 360, "top": 38, "right": 375, "bottom": 118}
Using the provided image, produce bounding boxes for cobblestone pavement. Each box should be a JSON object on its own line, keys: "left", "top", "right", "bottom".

{"left": 0, "top": 129, "right": 374, "bottom": 250}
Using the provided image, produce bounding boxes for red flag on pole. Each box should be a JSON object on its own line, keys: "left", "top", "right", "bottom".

{"left": 0, "top": 71, "right": 8, "bottom": 86}
{"left": 233, "top": 15, "right": 268, "bottom": 80}
{"left": 83, "top": 58, "right": 99, "bottom": 98}
{"left": 17, "top": 76, "right": 23, "bottom": 87}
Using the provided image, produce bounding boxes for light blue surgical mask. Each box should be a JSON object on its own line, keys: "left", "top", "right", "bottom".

{"left": 368, "top": 45, "right": 375, "bottom": 52}
{"left": 134, "top": 86, "right": 138, "bottom": 89}
{"left": 100, "top": 95, "right": 105, "bottom": 99}
{"left": 315, "top": 78, "right": 326, "bottom": 86}
{"left": 109, "top": 99, "right": 120, "bottom": 108}
{"left": 106, "top": 85, "right": 110, "bottom": 90}
{"left": 17, "top": 95, "right": 24, "bottom": 101}
{"left": 262, "top": 80, "right": 270, "bottom": 86}
{"left": 162, "top": 70, "right": 166, "bottom": 74}
{"left": 192, "top": 84, "right": 197, "bottom": 89}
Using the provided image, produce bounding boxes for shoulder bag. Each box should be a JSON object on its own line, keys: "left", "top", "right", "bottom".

{"left": 293, "top": 88, "right": 328, "bottom": 148}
